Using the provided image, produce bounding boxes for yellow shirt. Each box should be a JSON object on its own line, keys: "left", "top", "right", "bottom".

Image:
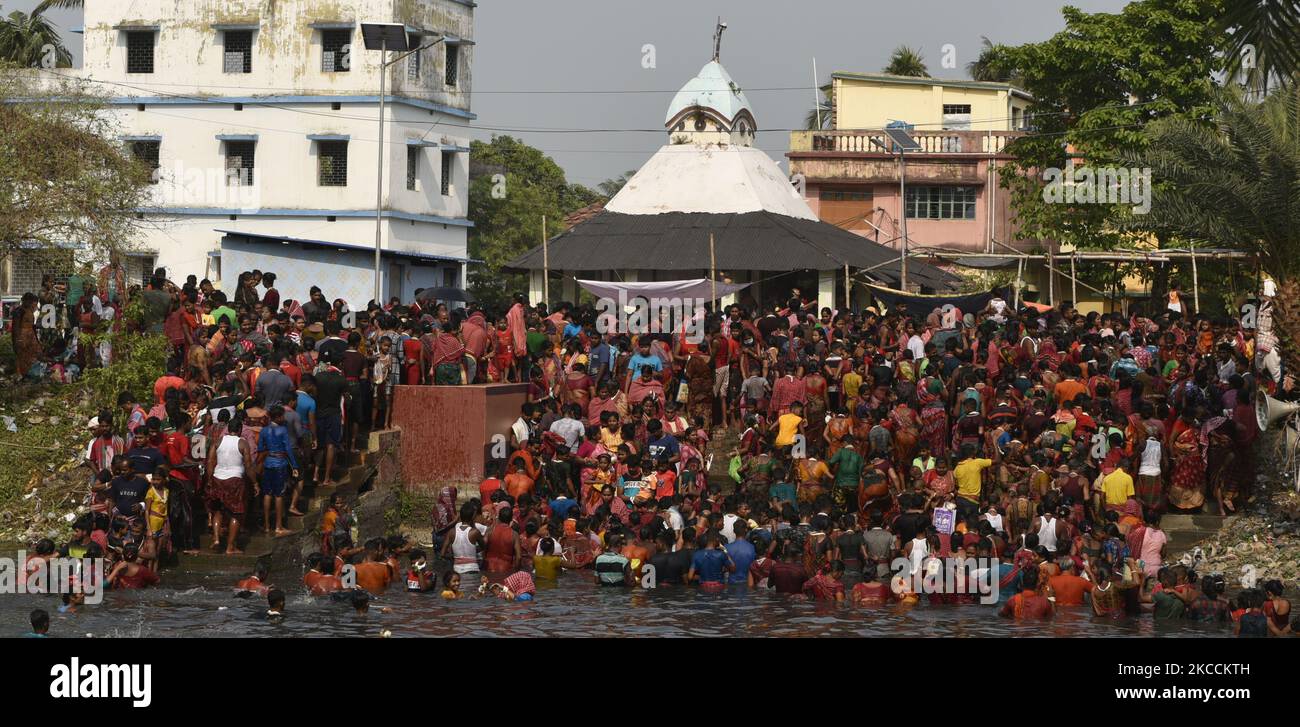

{"left": 144, "top": 486, "right": 169, "bottom": 534}
{"left": 1101, "top": 469, "right": 1135, "bottom": 507}
{"left": 600, "top": 428, "right": 624, "bottom": 450}
{"left": 534, "top": 554, "right": 563, "bottom": 580}
{"left": 953, "top": 458, "right": 992, "bottom": 500}
{"left": 842, "top": 372, "right": 863, "bottom": 400}
{"left": 775, "top": 413, "right": 803, "bottom": 447}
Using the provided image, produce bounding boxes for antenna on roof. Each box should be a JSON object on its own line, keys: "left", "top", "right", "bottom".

{"left": 712, "top": 17, "right": 727, "bottom": 62}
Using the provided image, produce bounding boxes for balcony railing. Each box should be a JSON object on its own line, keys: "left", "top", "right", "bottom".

{"left": 791, "top": 129, "right": 1025, "bottom": 155}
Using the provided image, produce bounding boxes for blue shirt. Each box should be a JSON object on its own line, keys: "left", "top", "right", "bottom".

{"left": 691, "top": 548, "right": 730, "bottom": 584}
{"left": 562, "top": 322, "right": 582, "bottom": 339}
{"left": 549, "top": 497, "right": 580, "bottom": 519}
{"left": 628, "top": 353, "right": 662, "bottom": 375}
{"left": 646, "top": 434, "right": 679, "bottom": 464}
{"left": 296, "top": 391, "right": 316, "bottom": 422}
{"left": 258, "top": 423, "right": 298, "bottom": 470}
{"left": 725, "top": 539, "right": 756, "bottom": 584}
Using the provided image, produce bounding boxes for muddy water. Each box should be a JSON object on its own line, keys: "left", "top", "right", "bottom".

{"left": 0, "top": 560, "right": 1232, "bottom": 638}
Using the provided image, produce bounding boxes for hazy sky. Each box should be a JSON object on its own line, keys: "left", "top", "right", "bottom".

{"left": 10, "top": 0, "right": 1130, "bottom": 187}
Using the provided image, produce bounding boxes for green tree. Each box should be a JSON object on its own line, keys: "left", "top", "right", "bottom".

{"left": 967, "top": 37, "right": 1022, "bottom": 85}
{"left": 0, "top": 67, "right": 152, "bottom": 262}
{"left": 33, "top": 0, "right": 84, "bottom": 10}
{"left": 984, "top": 0, "right": 1226, "bottom": 293}
{"left": 597, "top": 170, "right": 636, "bottom": 198}
{"left": 1219, "top": 0, "right": 1300, "bottom": 94}
{"left": 0, "top": 10, "right": 72, "bottom": 67}
{"left": 804, "top": 84, "right": 834, "bottom": 130}
{"left": 1126, "top": 86, "right": 1299, "bottom": 279}
{"left": 467, "top": 135, "right": 600, "bottom": 310}
{"left": 882, "top": 46, "right": 928, "bottom": 77}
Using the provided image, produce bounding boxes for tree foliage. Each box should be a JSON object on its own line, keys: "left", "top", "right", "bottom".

{"left": 985, "top": 0, "right": 1227, "bottom": 256}
{"left": 0, "top": 10, "right": 73, "bottom": 68}
{"left": 1125, "top": 85, "right": 1300, "bottom": 280}
{"left": 1218, "top": 0, "right": 1300, "bottom": 94}
{"left": 883, "top": 46, "right": 928, "bottom": 78}
{"left": 0, "top": 67, "right": 153, "bottom": 260}
{"left": 466, "top": 135, "right": 600, "bottom": 311}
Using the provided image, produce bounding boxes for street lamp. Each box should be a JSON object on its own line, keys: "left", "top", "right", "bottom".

{"left": 360, "top": 22, "right": 445, "bottom": 304}
{"left": 871, "top": 126, "right": 921, "bottom": 291}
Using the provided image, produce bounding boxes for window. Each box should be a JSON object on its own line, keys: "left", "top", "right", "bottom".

{"left": 224, "top": 141, "right": 255, "bottom": 186}
{"left": 318, "top": 141, "right": 348, "bottom": 186}
{"left": 818, "top": 188, "right": 874, "bottom": 230}
{"left": 130, "top": 140, "right": 161, "bottom": 183}
{"left": 445, "top": 44, "right": 459, "bottom": 87}
{"left": 942, "top": 104, "right": 972, "bottom": 115}
{"left": 819, "top": 189, "right": 872, "bottom": 202}
{"left": 406, "top": 147, "right": 420, "bottom": 190}
{"left": 443, "top": 267, "right": 458, "bottom": 287}
{"left": 440, "top": 151, "right": 453, "bottom": 195}
{"left": 321, "top": 29, "right": 351, "bottom": 72}
{"left": 407, "top": 33, "right": 421, "bottom": 79}
{"left": 223, "top": 30, "right": 253, "bottom": 73}
{"left": 906, "top": 186, "right": 977, "bottom": 220}
{"left": 126, "top": 31, "right": 155, "bottom": 74}
{"left": 1012, "top": 107, "right": 1024, "bottom": 130}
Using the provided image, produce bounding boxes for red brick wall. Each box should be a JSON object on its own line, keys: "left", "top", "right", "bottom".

{"left": 390, "top": 384, "right": 528, "bottom": 492}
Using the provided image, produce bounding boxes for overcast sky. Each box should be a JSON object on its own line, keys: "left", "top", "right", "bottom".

{"left": 10, "top": 0, "right": 1129, "bottom": 187}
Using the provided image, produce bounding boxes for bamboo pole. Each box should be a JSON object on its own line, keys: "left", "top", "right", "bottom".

{"left": 542, "top": 215, "right": 549, "bottom": 307}
{"left": 1070, "top": 254, "right": 1077, "bottom": 305}
{"left": 844, "top": 264, "right": 850, "bottom": 312}
{"left": 1189, "top": 244, "right": 1200, "bottom": 314}
{"left": 709, "top": 233, "right": 716, "bottom": 309}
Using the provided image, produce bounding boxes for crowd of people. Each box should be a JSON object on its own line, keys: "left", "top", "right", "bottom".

{"left": 11, "top": 263, "right": 1298, "bottom": 635}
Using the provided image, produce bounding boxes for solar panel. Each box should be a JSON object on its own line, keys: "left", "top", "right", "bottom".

{"left": 360, "top": 23, "right": 410, "bottom": 51}
{"left": 884, "top": 127, "right": 921, "bottom": 152}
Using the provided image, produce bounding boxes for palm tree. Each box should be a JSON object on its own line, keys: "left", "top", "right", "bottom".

{"left": 804, "top": 85, "right": 834, "bottom": 130}
{"left": 0, "top": 11, "right": 73, "bottom": 68}
{"left": 34, "top": 0, "right": 84, "bottom": 12}
{"left": 883, "top": 46, "right": 929, "bottom": 77}
{"left": 1219, "top": 0, "right": 1300, "bottom": 95}
{"left": 967, "top": 36, "right": 1023, "bottom": 86}
{"left": 1127, "top": 85, "right": 1300, "bottom": 366}
{"left": 597, "top": 170, "right": 637, "bottom": 198}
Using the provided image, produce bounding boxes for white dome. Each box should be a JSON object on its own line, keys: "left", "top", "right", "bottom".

{"left": 664, "top": 60, "right": 754, "bottom": 127}
{"left": 605, "top": 144, "right": 815, "bottom": 219}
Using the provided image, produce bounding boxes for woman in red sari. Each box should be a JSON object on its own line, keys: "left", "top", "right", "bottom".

{"left": 562, "top": 362, "right": 595, "bottom": 417}
{"left": 918, "top": 378, "right": 949, "bottom": 458}
{"left": 402, "top": 326, "right": 424, "bottom": 385}
{"left": 1167, "top": 412, "right": 1205, "bottom": 511}
{"left": 889, "top": 400, "right": 920, "bottom": 470}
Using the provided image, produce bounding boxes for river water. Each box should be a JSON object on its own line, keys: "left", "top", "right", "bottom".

{"left": 2, "top": 561, "right": 1233, "bottom": 638}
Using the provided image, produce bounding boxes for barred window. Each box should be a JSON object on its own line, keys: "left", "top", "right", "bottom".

{"left": 407, "top": 33, "right": 421, "bottom": 79}
{"left": 942, "top": 104, "right": 972, "bottom": 115}
{"left": 443, "top": 267, "right": 457, "bottom": 287}
{"left": 224, "top": 141, "right": 255, "bottom": 186}
{"left": 321, "top": 29, "right": 351, "bottom": 72}
{"left": 819, "top": 189, "right": 871, "bottom": 202}
{"left": 406, "top": 147, "right": 420, "bottom": 191}
{"left": 126, "top": 31, "right": 155, "bottom": 74}
{"left": 440, "top": 151, "right": 453, "bottom": 196}
{"left": 318, "top": 141, "right": 348, "bottom": 186}
{"left": 906, "top": 186, "right": 977, "bottom": 220}
{"left": 131, "top": 140, "right": 161, "bottom": 184}
{"left": 223, "top": 30, "right": 253, "bottom": 73}
{"left": 445, "top": 44, "right": 459, "bottom": 87}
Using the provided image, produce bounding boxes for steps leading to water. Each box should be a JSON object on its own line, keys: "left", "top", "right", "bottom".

{"left": 1160, "top": 513, "right": 1231, "bottom": 556}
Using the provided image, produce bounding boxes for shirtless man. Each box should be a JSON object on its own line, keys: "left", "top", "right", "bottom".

{"left": 304, "top": 553, "right": 344, "bottom": 596}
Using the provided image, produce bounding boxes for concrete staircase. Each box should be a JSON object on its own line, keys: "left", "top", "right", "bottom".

{"left": 170, "top": 444, "right": 380, "bottom": 576}
{"left": 1160, "top": 513, "right": 1232, "bottom": 557}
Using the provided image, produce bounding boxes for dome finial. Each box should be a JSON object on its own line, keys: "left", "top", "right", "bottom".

{"left": 712, "top": 18, "right": 727, "bottom": 62}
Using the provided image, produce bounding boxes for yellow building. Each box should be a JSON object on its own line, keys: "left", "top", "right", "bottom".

{"left": 829, "top": 72, "right": 1032, "bottom": 132}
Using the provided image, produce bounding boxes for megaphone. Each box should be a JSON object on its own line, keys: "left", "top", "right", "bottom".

{"left": 1256, "top": 390, "right": 1300, "bottom": 431}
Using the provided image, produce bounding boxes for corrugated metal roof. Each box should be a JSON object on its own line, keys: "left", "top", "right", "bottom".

{"left": 504, "top": 210, "right": 956, "bottom": 291}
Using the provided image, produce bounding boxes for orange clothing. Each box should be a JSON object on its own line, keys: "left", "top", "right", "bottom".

{"left": 1054, "top": 379, "right": 1087, "bottom": 407}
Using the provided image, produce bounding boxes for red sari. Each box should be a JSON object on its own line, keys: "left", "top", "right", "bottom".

{"left": 402, "top": 338, "right": 423, "bottom": 385}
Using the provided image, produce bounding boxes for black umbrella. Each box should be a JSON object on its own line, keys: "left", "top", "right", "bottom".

{"left": 415, "top": 286, "right": 473, "bottom": 303}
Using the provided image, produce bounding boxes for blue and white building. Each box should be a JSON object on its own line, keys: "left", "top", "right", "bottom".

{"left": 76, "top": 0, "right": 476, "bottom": 306}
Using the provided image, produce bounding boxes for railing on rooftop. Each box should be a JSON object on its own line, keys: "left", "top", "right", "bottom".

{"left": 791, "top": 129, "right": 1025, "bottom": 155}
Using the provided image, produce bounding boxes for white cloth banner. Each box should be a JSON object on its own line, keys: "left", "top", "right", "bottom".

{"left": 575, "top": 278, "right": 750, "bottom": 303}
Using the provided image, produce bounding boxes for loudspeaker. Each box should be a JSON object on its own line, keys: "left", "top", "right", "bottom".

{"left": 1256, "top": 390, "right": 1300, "bottom": 431}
